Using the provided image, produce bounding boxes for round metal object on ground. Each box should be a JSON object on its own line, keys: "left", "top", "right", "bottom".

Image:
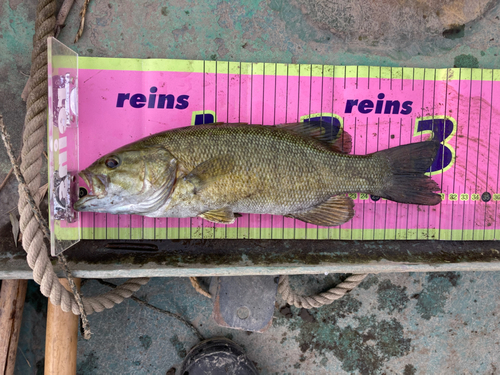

{"left": 236, "top": 306, "right": 250, "bottom": 320}
{"left": 180, "top": 337, "right": 259, "bottom": 375}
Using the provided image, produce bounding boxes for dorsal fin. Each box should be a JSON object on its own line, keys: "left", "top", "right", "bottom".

{"left": 277, "top": 121, "right": 352, "bottom": 154}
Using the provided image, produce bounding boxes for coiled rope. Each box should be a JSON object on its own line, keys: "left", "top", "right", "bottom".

{"left": 189, "top": 274, "right": 369, "bottom": 309}
{"left": 277, "top": 274, "right": 369, "bottom": 309}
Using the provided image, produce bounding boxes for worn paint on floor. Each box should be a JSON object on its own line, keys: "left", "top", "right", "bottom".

{"left": 15, "top": 271, "right": 500, "bottom": 374}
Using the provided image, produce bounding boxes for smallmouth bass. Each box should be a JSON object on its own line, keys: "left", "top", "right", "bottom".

{"left": 74, "top": 122, "right": 441, "bottom": 226}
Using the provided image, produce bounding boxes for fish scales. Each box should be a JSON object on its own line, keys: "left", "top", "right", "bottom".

{"left": 144, "top": 125, "right": 381, "bottom": 214}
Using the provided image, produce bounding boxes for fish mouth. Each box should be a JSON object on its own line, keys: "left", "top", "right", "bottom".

{"left": 74, "top": 171, "right": 109, "bottom": 211}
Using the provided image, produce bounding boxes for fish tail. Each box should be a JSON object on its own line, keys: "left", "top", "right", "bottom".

{"left": 374, "top": 139, "right": 442, "bottom": 205}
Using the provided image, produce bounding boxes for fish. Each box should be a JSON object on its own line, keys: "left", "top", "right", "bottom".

{"left": 74, "top": 121, "right": 442, "bottom": 226}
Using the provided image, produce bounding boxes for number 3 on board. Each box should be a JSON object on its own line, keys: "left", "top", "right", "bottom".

{"left": 413, "top": 117, "right": 456, "bottom": 175}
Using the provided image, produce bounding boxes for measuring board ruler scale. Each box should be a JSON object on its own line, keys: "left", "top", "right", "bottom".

{"left": 49, "top": 54, "right": 500, "bottom": 244}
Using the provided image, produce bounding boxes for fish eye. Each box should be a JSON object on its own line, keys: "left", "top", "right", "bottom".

{"left": 105, "top": 157, "right": 120, "bottom": 169}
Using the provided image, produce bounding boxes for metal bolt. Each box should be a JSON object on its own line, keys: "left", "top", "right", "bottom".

{"left": 236, "top": 306, "right": 250, "bottom": 320}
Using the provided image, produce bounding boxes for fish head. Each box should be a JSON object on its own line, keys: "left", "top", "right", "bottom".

{"left": 74, "top": 144, "right": 177, "bottom": 215}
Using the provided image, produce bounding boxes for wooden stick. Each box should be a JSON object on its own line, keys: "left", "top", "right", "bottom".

{"left": 45, "top": 278, "right": 81, "bottom": 375}
{"left": 0, "top": 279, "right": 28, "bottom": 375}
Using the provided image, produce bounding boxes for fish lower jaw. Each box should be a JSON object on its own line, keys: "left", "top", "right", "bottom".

{"left": 73, "top": 193, "right": 108, "bottom": 212}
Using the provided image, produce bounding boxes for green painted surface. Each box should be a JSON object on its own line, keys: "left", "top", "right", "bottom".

{"left": 15, "top": 272, "right": 500, "bottom": 374}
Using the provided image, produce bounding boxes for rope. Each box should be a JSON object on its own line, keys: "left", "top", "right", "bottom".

{"left": 188, "top": 274, "right": 368, "bottom": 309}
{"left": 74, "top": 0, "right": 91, "bottom": 43}
{"left": 189, "top": 277, "right": 211, "bottom": 298}
{"left": 278, "top": 274, "right": 369, "bottom": 309}
{"left": 8, "top": 0, "right": 150, "bottom": 319}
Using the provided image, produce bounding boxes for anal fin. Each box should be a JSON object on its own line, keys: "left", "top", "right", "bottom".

{"left": 199, "top": 208, "right": 237, "bottom": 224}
{"left": 286, "top": 195, "right": 354, "bottom": 226}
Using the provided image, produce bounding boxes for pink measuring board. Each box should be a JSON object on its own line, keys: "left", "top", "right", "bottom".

{"left": 57, "top": 57, "right": 500, "bottom": 241}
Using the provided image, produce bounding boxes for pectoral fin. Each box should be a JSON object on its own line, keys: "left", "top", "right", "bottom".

{"left": 185, "top": 155, "right": 235, "bottom": 193}
{"left": 199, "top": 208, "right": 237, "bottom": 224}
{"left": 286, "top": 195, "right": 355, "bottom": 226}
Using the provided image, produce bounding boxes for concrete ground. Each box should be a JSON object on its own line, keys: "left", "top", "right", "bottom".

{"left": 15, "top": 272, "right": 500, "bottom": 374}
{"left": 2, "top": 0, "right": 500, "bottom": 374}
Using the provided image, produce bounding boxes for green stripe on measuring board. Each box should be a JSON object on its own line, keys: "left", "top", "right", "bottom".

{"left": 60, "top": 56, "right": 500, "bottom": 241}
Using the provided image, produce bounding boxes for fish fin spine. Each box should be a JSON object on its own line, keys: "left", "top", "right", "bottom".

{"left": 277, "top": 121, "right": 352, "bottom": 154}
{"left": 199, "top": 208, "right": 236, "bottom": 224}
